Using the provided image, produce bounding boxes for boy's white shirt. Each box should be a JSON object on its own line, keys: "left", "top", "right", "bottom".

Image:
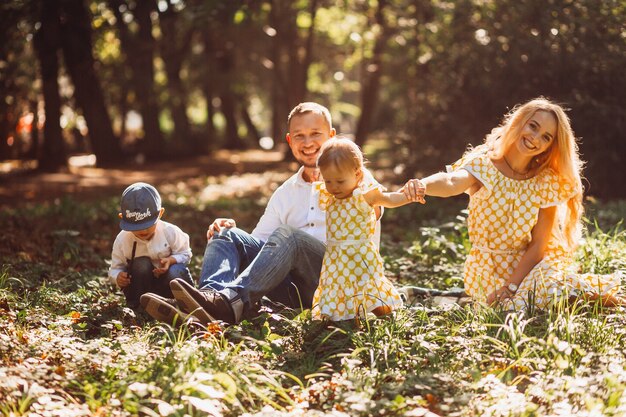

{"left": 252, "top": 166, "right": 383, "bottom": 248}
{"left": 108, "top": 220, "right": 192, "bottom": 284}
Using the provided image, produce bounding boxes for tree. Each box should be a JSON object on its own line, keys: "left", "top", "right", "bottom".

{"left": 34, "top": 0, "right": 66, "bottom": 171}
{"left": 158, "top": 0, "right": 193, "bottom": 151}
{"left": 107, "top": 0, "right": 164, "bottom": 158}
{"left": 0, "top": 1, "right": 42, "bottom": 162}
{"left": 266, "top": 0, "right": 319, "bottom": 155}
{"left": 391, "top": 0, "right": 626, "bottom": 197}
{"left": 354, "top": 0, "right": 392, "bottom": 147}
{"left": 59, "top": 0, "right": 121, "bottom": 166}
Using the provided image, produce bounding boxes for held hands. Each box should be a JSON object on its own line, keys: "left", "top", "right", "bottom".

{"left": 207, "top": 218, "right": 237, "bottom": 240}
{"left": 153, "top": 256, "right": 176, "bottom": 277}
{"left": 116, "top": 271, "right": 131, "bottom": 288}
{"left": 401, "top": 179, "right": 426, "bottom": 204}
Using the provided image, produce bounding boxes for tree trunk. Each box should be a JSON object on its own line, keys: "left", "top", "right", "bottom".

{"left": 0, "top": 80, "right": 13, "bottom": 161}
{"left": 219, "top": 86, "right": 244, "bottom": 149}
{"left": 216, "top": 43, "right": 245, "bottom": 149}
{"left": 355, "top": 0, "right": 390, "bottom": 147}
{"left": 117, "top": 83, "right": 128, "bottom": 146}
{"left": 239, "top": 97, "right": 261, "bottom": 144}
{"left": 0, "top": 25, "right": 13, "bottom": 160}
{"left": 269, "top": 0, "right": 318, "bottom": 159}
{"left": 24, "top": 99, "right": 40, "bottom": 160}
{"left": 0, "top": 105, "right": 11, "bottom": 160}
{"left": 109, "top": 0, "right": 163, "bottom": 156}
{"left": 200, "top": 29, "right": 216, "bottom": 152}
{"left": 159, "top": 3, "right": 193, "bottom": 152}
{"left": 291, "top": 0, "right": 318, "bottom": 109}
{"left": 59, "top": 0, "right": 121, "bottom": 166}
{"left": 109, "top": 0, "right": 164, "bottom": 158}
{"left": 34, "top": 0, "right": 66, "bottom": 172}
{"left": 269, "top": 1, "right": 295, "bottom": 158}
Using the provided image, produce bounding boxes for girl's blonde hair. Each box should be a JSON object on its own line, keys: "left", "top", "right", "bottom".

{"left": 317, "top": 137, "right": 364, "bottom": 172}
{"left": 468, "top": 97, "right": 584, "bottom": 249}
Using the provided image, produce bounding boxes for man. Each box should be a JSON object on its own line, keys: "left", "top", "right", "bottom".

{"left": 140, "top": 102, "right": 385, "bottom": 324}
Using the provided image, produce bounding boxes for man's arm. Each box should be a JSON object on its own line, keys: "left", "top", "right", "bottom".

{"left": 251, "top": 195, "right": 284, "bottom": 241}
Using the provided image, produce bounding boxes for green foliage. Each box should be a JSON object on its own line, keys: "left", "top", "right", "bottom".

{"left": 576, "top": 221, "right": 626, "bottom": 275}
{"left": 391, "top": 0, "right": 626, "bottom": 198}
{"left": 384, "top": 208, "right": 468, "bottom": 289}
{"left": 4, "top": 0, "right": 626, "bottom": 198}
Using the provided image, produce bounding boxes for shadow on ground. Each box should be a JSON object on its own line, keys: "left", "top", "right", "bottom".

{"left": 0, "top": 150, "right": 292, "bottom": 207}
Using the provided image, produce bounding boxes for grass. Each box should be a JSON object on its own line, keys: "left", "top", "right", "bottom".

{"left": 0, "top": 187, "right": 625, "bottom": 416}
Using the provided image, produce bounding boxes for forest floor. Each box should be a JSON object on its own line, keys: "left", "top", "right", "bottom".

{"left": 0, "top": 150, "right": 292, "bottom": 207}
{"left": 1, "top": 150, "right": 626, "bottom": 416}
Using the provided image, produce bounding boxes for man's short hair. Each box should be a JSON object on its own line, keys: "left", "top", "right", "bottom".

{"left": 287, "top": 102, "right": 332, "bottom": 129}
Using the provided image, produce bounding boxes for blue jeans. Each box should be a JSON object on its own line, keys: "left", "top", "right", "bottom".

{"left": 124, "top": 256, "right": 193, "bottom": 308}
{"left": 198, "top": 225, "right": 325, "bottom": 312}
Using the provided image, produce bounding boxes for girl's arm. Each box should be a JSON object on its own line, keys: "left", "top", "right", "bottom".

{"left": 487, "top": 206, "right": 556, "bottom": 304}
{"left": 363, "top": 188, "right": 410, "bottom": 208}
{"left": 403, "top": 169, "right": 479, "bottom": 201}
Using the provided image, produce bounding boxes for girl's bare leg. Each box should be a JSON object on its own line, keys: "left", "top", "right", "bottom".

{"left": 372, "top": 305, "right": 392, "bottom": 316}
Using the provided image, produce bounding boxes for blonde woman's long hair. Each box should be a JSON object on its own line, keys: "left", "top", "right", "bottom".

{"left": 467, "top": 97, "right": 584, "bottom": 249}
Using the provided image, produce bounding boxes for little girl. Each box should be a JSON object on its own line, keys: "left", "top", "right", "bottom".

{"left": 403, "top": 97, "right": 624, "bottom": 310}
{"left": 312, "top": 138, "right": 419, "bottom": 321}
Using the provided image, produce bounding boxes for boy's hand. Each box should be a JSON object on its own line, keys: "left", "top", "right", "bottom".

{"left": 116, "top": 271, "right": 131, "bottom": 288}
{"left": 401, "top": 179, "right": 426, "bottom": 204}
{"left": 153, "top": 257, "right": 176, "bottom": 277}
{"left": 207, "top": 218, "right": 236, "bottom": 240}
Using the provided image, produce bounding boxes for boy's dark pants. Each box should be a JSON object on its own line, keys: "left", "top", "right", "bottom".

{"left": 122, "top": 256, "right": 194, "bottom": 308}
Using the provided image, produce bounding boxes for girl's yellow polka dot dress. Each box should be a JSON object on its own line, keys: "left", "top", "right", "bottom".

{"left": 451, "top": 151, "right": 621, "bottom": 310}
{"left": 312, "top": 181, "right": 403, "bottom": 320}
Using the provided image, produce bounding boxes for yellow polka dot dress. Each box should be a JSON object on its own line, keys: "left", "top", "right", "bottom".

{"left": 452, "top": 151, "right": 621, "bottom": 310}
{"left": 312, "top": 182, "right": 403, "bottom": 320}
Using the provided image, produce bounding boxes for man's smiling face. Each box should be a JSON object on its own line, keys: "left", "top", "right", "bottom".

{"left": 286, "top": 112, "right": 335, "bottom": 168}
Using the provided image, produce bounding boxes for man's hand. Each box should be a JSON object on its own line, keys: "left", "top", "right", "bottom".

{"left": 207, "top": 218, "right": 237, "bottom": 240}
{"left": 116, "top": 271, "right": 131, "bottom": 288}
{"left": 153, "top": 257, "right": 176, "bottom": 277}
{"left": 400, "top": 179, "right": 426, "bottom": 204}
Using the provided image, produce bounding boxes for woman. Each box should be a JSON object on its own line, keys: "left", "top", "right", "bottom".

{"left": 403, "top": 97, "right": 623, "bottom": 310}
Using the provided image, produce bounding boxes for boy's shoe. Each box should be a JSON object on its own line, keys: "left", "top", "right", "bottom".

{"left": 170, "top": 279, "right": 235, "bottom": 324}
{"left": 140, "top": 293, "right": 197, "bottom": 326}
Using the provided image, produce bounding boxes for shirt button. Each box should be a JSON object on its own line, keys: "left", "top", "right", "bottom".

{"left": 310, "top": 207, "right": 314, "bottom": 210}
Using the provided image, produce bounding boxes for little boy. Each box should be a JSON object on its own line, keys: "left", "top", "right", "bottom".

{"left": 108, "top": 182, "right": 194, "bottom": 309}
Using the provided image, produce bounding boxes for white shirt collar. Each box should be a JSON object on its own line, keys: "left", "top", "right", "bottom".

{"left": 293, "top": 166, "right": 318, "bottom": 186}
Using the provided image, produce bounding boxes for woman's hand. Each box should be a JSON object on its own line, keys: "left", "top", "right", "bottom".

{"left": 486, "top": 286, "right": 513, "bottom": 305}
{"left": 207, "top": 218, "right": 237, "bottom": 240}
{"left": 401, "top": 179, "right": 426, "bottom": 204}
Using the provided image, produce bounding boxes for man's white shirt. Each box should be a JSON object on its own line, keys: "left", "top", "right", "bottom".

{"left": 252, "top": 166, "right": 383, "bottom": 247}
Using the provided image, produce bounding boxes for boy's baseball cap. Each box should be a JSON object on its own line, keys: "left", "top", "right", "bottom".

{"left": 120, "top": 182, "right": 161, "bottom": 231}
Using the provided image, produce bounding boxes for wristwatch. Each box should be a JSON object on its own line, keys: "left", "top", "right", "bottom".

{"left": 507, "top": 282, "right": 518, "bottom": 293}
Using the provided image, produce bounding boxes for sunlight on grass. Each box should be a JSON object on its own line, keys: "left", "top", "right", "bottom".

{"left": 0, "top": 196, "right": 625, "bottom": 416}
